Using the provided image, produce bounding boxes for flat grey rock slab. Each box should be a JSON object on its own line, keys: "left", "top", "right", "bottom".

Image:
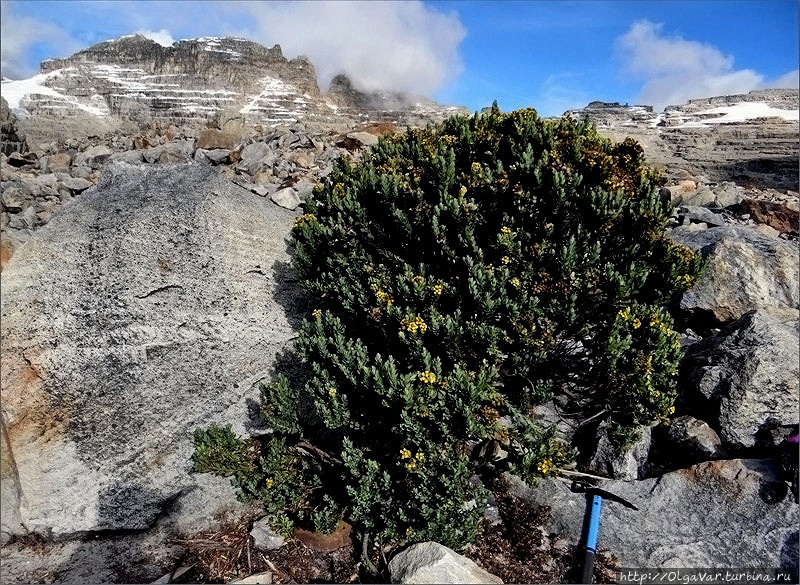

{"left": 507, "top": 458, "right": 798, "bottom": 568}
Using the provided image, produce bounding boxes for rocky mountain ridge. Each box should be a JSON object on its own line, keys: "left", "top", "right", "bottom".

{"left": 565, "top": 89, "right": 799, "bottom": 190}
{"left": 1, "top": 35, "right": 467, "bottom": 148}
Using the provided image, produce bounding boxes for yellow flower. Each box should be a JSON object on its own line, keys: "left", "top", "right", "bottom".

{"left": 511, "top": 278, "right": 521, "bottom": 288}
{"left": 500, "top": 226, "right": 513, "bottom": 236}
{"left": 537, "top": 459, "right": 555, "bottom": 475}
{"left": 459, "top": 185, "right": 467, "bottom": 197}
{"left": 374, "top": 289, "right": 394, "bottom": 306}
{"left": 415, "top": 452, "right": 425, "bottom": 461}
{"left": 406, "top": 527, "right": 414, "bottom": 537}
{"left": 632, "top": 318, "right": 641, "bottom": 329}
{"left": 328, "top": 387, "right": 337, "bottom": 398}
{"left": 293, "top": 213, "right": 316, "bottom": 227}
{"left": 265, "top": 478, "right": 274, "bottom": 489}
{"left": 400, "top": 448, "right": 411, "bottom": 460}
{"left": 501, "top": 256, "right": 511, "bottom": 265}
{"left": 405, "top": 460, "right": 418, "bottom": 471}
{"left": 312, "top": 309, "right": 322, "bottom": 318}
{"left": 401, "top": 316, "right": 427, "bottom": 334}
{"left": 418, "top": 371, "right": 436, "bottom": 384}
{"left": 432, "top": 284, "right": 443, "bottom": 296}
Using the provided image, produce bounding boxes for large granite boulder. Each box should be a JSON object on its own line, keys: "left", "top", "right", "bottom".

{"left": 669, "top": 225, "right": 799, "bottom": 322}
{"left": 509, "top": 458, "right": 798, "bottom": 568}
{"left": 0, "top": 162, "right": 305, "bottom": 539}
{"left": 681, "top": 309, "right": 799, "bottom": 450}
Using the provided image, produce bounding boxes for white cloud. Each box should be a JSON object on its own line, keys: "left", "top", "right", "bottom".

{"left": 616, "top": 20, "right": 794, "bottom": 111}
{"left": 0, "top": 2, "right": 81, "bottom": 79}
{"left": 240, "top": 1, "right": 465, "bottom": 96}
{"left": 136, "top": 28, "right": 175, "bottom": 47}
{"left": 768, "top": 69, "right": 799, "bottom": 89}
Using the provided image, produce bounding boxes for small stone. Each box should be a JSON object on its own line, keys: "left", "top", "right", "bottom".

{"left": 678, "top": 205, "right": 725, "bottom": 227}
{"left": 1, "top": 186, "right": 28, "bottom": 212}
{"left": 346, "top": 131, "right": 379, "bottom": 147}
{"left": 270, "top": 187, "right": 300, "bottom": 210}
{"left": 667, "top": 416, "right": 724, "bottom": 461}
{"left": 388, "top": 542, "right": 503, "bottom": 584}
{"left": 587, "top": 423, "right": 652, "bottom": 481}
{"left": 41, "top": 152, "right": 72, "bottom": 173}
{"left": 250, "top": 517, "right": 286, "bottom": 551}
{"left": 74, "top": 145, "right": 113, "bottom": 169}
{"left": 109, "top": 151, "right": 145, "bottom": 164}
{"left": 203, "top": 149, "right": 231, "bottom": 165}
{"left": 294, "top": 179, "right": 316, "bottom": 202}
{"left": 240, "top": 142, "right": 271, "bottom": 166}
{"left": 60, "top": 177, "right": 93, "bottom": 193}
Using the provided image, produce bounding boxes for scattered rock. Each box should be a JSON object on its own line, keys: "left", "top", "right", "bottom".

{"left": 6, "top": 152, "right": 37, "bottom": 168}
{"left": 196, "top": 128, "right": 240, "bottom": 151}
{"left": 293, "top": 178, "right": 316, "bottom": 202}
{"left": 681, "top": 309, "right": 799, "bottom": 450}
{"left": 40, "top": 152, "right": 72, "bottom": 174}
{"left": 250, "top": 517, "right": 286, "bottom": 551}
{"left": 507, "top": 458, "right": 798, "bottom": 568}
{"left": 109, "top": 150, "right": 145, "bottom": 164}
{"left": 739, "top": 198, "right": 799, "bottom": 235}
{"left": 678, "top": 205, "right": 726, "bottom": 227}
{"left": 346, "top": 131, "right": 379, "bottom": 148}
{"left": 666, "top": 415, "right": 724, "bottom": 461}
{"left": 70, "top": 164, "right": 94, "bottom": 178}
{"left": 389, "top": 541, "right": 504, "bottom": 584}
{"left": 60, "top": 177, "right": 94, "bottom": 193}
{"left": 587, "top": 423, "right": 653, "bottom": 481}
{"left": 670, "top": 225, "right": 799, "bottom": 322}
{"left": 1, "top": 186, "right": 28, "bottom": 213}
{"left": 680, "top": 184, "right": 716, "bottom": 207}
{"left": 713, "top": 182, "right": 744, "bottom": 208}
{"left": 74, "top": 144, "right": 113, "bottom": 168}
{"left": 270, "top": 187, "right": 301, "bottom": 210}
{"left": 203, "top": 149, "right": 231, "bottom": 165}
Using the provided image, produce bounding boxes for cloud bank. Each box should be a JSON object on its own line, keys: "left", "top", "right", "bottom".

{"left": 136, "top": 28, "right": 175, "bottom": 47}
{"left": 0, "top": 3, "right": 80, "bottom": 79}
{"left": 240, "top": 1, "right": 465, "bottom": 95}
{"left": 617, "top": 20, "right": 796, "bottom": 110}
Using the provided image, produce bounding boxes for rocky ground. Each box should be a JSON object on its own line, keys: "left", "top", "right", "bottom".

{"left": 1, "top": 39, "right": 798, "bottom": 584}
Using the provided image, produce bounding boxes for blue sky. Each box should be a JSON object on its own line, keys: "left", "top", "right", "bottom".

{"left": 1, "top": 1, "right": 797, "bottom": 115}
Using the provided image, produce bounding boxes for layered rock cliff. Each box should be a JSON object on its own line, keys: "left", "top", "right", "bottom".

{"left": 565, "top": 89, "right": 799, "bottom": 190}
{"left": 1, "top": 35, "right": 466, "bottom": 146}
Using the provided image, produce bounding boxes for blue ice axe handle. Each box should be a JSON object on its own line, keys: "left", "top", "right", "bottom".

{"left": 581, "top": 495, "right": 603, "bottom": 584}
{"left": 572, "top": 480, "right": 638, "bottom": 584}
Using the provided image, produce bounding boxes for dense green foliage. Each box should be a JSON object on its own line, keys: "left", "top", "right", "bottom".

{"left": 197, "top": 105, "right": 704, "bottom": 549}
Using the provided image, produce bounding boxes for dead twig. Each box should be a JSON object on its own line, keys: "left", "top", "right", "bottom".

{"left": 296, "top": 440, "right": 343, "bottom": 466}
{"left": 557, "top": 468, "right": 610, "bottom": 481}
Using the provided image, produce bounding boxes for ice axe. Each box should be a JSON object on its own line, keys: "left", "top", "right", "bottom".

{"left": 570, "top": 479, "right": 638, "bottom": 584}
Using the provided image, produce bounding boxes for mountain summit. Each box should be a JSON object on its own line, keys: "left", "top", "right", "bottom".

{"left": 1, "top": 35, "right": 466, "bottom": 135}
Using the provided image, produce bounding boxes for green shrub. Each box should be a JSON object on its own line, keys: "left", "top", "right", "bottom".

{"left": 202, "top": 104, "right": 703, "bottom": 549}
